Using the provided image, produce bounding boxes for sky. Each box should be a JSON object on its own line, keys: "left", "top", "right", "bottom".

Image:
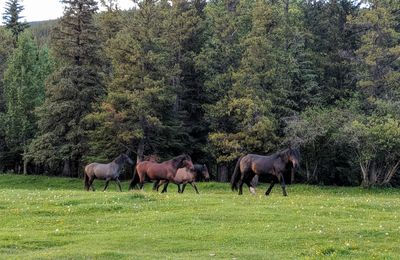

{"left": 0, "top": 0, "right": 134, "bottom": 24}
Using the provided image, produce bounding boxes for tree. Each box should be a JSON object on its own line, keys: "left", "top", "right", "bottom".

{"left": 86, "top": 0, "right": 195, "bottom": 163}
{"left": 349, "top": 0, "right": 400, "bottom": 103}
{"left": 2, "top": 0, "right": 29, "bottom": 45}
{"left": 195, "top": 0, "right": 253, "bottom": 180}
{"left": 0, "top": 28, "right": 14, "bottom": 172}
{"left": 28, "top": 0, "right": 103, "bottom": 176}
{"left": 0, "top": 32, "right": 53, "bottom": 174}
{"left": 301, "top": 0, "right": 361, "bottom": 106}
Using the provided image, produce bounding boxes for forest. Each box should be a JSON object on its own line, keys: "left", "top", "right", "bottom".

{"left": 0, "top": 0, "right": 399, "bottom": 187}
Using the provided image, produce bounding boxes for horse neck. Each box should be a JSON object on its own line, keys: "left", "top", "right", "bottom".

{"left": 170, "top": 156, "right": 184, "bottom": 169}
{"left": 112, "top": 157, "right": 125, "bottom": 170}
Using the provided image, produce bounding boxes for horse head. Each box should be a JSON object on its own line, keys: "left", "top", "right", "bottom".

{"left": 116, "top": 153, "right": 134, "bottom": 165}
{"left": 286, "top": 148, "right": 300, "bottom": 169}
{"left": 177, "top": 154, "right": 194, "bottom": 171}
{"left": 202, "top": 164, "right": 210, "bottom": 181}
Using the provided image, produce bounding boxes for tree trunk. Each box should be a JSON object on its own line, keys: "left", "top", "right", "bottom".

{"left": 137, "top": 138, "right": 144, "bottom": 162}
{"left": 62, "top": 159, "right": 71, "bottom": 177}
{"left": 23, "top": 147, "right": 28, "bottom": 175}
{"left": 23, "top": 159, "right": 27, "bottom": 175}
{"left": 217, "top": 164, "right": 228, "bottom": 182}
{"left": 382, "top": 160, "right": 400, "bottom": 185}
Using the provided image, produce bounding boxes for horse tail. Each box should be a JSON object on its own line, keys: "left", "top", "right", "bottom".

{"left": 84, "top": 166, "right": 90, "bottom": 191}
{"left": 129, "top": 165, "right": 139, "bottom": 190}
{"left": 231, "top": 155, "right": 244, "bottom": 191}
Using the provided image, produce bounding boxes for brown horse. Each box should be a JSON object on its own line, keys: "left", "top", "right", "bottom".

{"left": 156, "top": 164, "right": 210, "bottom": 193}
{"left": 129, "top": 154, "right": 194, "bottom": 192}
{"left": 231, "top": 148, "right": 300, "bottom": 196}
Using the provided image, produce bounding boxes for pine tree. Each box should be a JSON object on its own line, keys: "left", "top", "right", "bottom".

{"left": 0, "top": 32, "right": 53, "bottom": 174}
{"left": 28, "top": 0, "right": 103, "bottom": 176}
{"left": 2, "top": 0, "right": 29, "bottom": 45}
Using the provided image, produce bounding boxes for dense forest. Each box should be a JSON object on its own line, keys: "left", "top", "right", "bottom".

{"left": 0, "top": 0, "right": 399, "bottom": 187}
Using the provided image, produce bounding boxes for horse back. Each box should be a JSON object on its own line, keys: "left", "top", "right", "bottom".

{"left": 173, "top": 168, "right": 194, "bottom": 183}
{"left": 242, "top": 154, "right": 276, "bottom": 175}
{"left": 84, "top": 163, "right": 99, "bottom": 176}
{"left": 136, "top": 161, "right": 171, "bottom": 180}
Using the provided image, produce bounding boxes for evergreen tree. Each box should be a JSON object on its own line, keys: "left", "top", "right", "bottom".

{"left": 28, "top": 0, "right": 103, "bottom": 176}
{"left": 0, "top": 32, "right": 53, "bottom": 174}
{"left": 301, "top": 0, "right": 361, "bottom": 106}
{"left": 164, "top": 0, "right": 207, "bottom": 162}
{"left": 195, "top": 0, "right": 253, "bottom": 180}
{"left": 86, "top": 0, "right": 188, "bottom": 162}
{"left": 2, "top": 0, "right": 29, "bottom": 45}
{"left": 349, "top": 0, "right": 400, "bottom": 103}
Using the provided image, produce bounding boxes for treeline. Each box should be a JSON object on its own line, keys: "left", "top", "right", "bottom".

{"left": 0, "top": 0, "right": 399, "bottom": 187}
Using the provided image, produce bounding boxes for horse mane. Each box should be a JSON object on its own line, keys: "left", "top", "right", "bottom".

{"left": 144, "top": 154, "right": 160, "bottom": 162}
{"left": 171, "top": 154, "right": 190, "bottom": 168}
{"left": 278, "top": 148, "right": 300, "bottom": 164}
{"left": 113, "top": 154, "right": 125, "bottom": 165}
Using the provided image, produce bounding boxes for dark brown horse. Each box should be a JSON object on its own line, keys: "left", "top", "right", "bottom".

{"left": 156, "top": 164, "right": 210, "bottom": 193}
{"left": 231, "top": 148, "right": 300, "bottom": 196}
{"left": 129, "top": 154, "right": 194, "bottom": 192}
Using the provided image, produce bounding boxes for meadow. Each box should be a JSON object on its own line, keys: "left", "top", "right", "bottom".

{"left": 0, "top": 174, "right": 399, "bottom": 259}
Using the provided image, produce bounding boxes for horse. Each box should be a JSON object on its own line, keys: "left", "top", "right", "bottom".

{"left": 129, "top": 154, "right": 194, "bottom": 192}
{"left": 156, "top": 164, "right": 210, "bottom": 193}
{"left": 84, "top": 153, "right": 134, "bottom": 191}
{"left": 231, "top": 148, "right": 300, "bottom": 196}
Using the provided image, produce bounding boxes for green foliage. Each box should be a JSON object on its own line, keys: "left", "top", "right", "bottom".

{"left": 0, "top": 32, "right": 53, "bottom": 171}
{"left": 349, "top": 0, "right": 400, "bottom": 102}
{"left": 285, "top": 103, "right": 361, "bottom": 185}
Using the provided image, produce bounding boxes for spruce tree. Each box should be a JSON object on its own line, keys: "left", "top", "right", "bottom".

{"left": 86, "top": 0, "right": 203, "bottom": 162}
{"left": 2, "top": 0, "right": 29, "bottom": 45}
{"left": 29, "top": 0, "right": 103, "bottom": 176}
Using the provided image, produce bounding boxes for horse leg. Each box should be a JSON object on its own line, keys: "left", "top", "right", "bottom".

{"left": 191, "top": 182, "right": 199, "bottom": 194}
{"left": 245, "top": 174, "right": 256, "bottom": 195}
{"left": 246, "top": 181, "right": 256, "bottom": 195}
{"left": 89, "top": 176, "right": 96, "bottom": 191}
{"left": 156, "top": 181, "right": 162, "bottom": 192}
{"left": 103, "top": 178, "right": 111, "bottom": 191}
{"left": 161, "top": 182, "right": 169, "bottom": 193}
{"left": 153, "top": 180, "right": 160, "bottom": 191}
{"left": 177, "top": 184, "right": 182, "bottom": 193}
{"left": 116, "top": 178, "right": 122, "bottom": 192}
{"left": 278, "top": 174, "right": 288, "bottom": 196}
{"left": 238, "top": 180, "right": 245, "bottom": 195}
{"left": 265, "top": 180, "right": 275, "bottom": 196}
{"left": 181, "top": 183, "right": 187, "bottom": 193}
{"left": 138, "top": 174, "right": 145, "bottom": 190}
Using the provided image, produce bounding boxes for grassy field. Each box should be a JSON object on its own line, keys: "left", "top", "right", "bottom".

{"left": 0, "top": 174, "right": 399, "bottom": 259}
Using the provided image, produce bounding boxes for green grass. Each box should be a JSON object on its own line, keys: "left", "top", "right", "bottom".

{"left": 0, "top": 174, "right": 399, "bottom": 259}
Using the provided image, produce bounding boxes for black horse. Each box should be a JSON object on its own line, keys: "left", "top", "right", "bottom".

{"left": 231, "top": 148, "right": 300, "bottom": 196}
